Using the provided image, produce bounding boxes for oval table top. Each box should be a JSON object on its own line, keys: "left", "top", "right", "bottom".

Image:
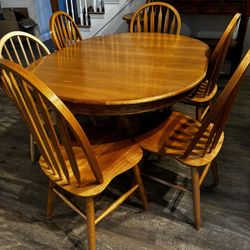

{"left": 29, "top": 33, "right": 209, "bottom": 115}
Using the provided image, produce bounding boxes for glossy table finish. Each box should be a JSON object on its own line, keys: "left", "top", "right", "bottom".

{"left": 29, "top": 33, "right": 209, "bottom": 115}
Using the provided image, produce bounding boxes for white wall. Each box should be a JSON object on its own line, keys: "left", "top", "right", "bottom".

{"left": 1, "top": 0, "right": 52, "bottom": 40}
{"left": 1, "top": 0, "right": 249, "bottom": 62}
{"left": 1, "top": 0, "right": 36, "bottom": 22}
{"left": 181, "top": 14, "right": 250, "bottom": 56}
{"left": 180, "top": 14, "right": 249, "bottom": 74}
{"left": 100, "top": 6, "right": 249, "bottom": 55}
{"left": 107, "top": 10, "right": 249, "bottom": 74}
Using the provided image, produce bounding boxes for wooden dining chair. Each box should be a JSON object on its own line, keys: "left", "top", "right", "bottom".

{"left": 135, "top": 49, "right": 250, "bottom": 230}
{"left": 49, "top": 10, "right": 100, "bottom": 127}
{"left": 0, "top": 59, "right": 148, "bottom": 250}
{"left": 130, "top": 2, "right": 181, "bottom": 34}
{"left": 49, "top": 10, "right": 82, "bottom": 50}
{"left": 0, "top": 31, "right": 51, "bottom": 162}
{"left": 185, "top": 13, "right": 241, "bottom": 121}
{"left": 123, "top": 0, "right": 153, "bottom": 29}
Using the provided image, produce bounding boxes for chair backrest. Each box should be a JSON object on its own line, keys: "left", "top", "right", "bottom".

{"left": 0, "top": 59, "right": 103, "bottom": 186}
{"left": 49, "top": 10, "right": 82, "bottom": 50}
{"left": 194, "top": 13, "right": 241, "bottom": 97}
{"left": 130, "top": 2, "right": 181, "bottom": 34}
{"left": 183, "top": 49, "right": 250, "bottom": 158}
{"left": 0, "top": 31, "right": 50, "bottom": 68}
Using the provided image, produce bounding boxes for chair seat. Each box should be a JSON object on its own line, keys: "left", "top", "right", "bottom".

{"left": 187, "top": 83, "right": 218, "bottom": 104}
{"left": 135, "top": 111, "right": 224, "bottom": 167}
{"left": 39, "top": 139, "right": 143, "bottom": 197}
{"left": 0, "top": 59, "right": 149, "bottom": 249}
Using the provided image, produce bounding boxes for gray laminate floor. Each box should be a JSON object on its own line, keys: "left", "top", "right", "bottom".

{"left": 0, "top": 77, "right": 249, "bottom": 249}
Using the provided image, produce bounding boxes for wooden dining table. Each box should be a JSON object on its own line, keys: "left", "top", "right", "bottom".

{"left": 28, "top": 33, "right": 209, "bottom": 116}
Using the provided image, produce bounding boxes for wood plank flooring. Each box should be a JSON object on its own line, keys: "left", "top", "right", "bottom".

{"left": 0, "top": 77, "right": 249, "bottom": 249}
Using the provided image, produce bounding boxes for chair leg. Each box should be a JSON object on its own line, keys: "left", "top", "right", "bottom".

{"left": 47, "top": 180, "right": 56, "bottom": 219}
{"left": 90, "top": 116, "right": 97, "bottom": 126}
{"left": 196, "top": 104, "right": 203, "bottom": 122}
{"left": 211, "top": 160, "right": 219, "bottom": 186}
{"left": 30, "top": 133, "right": 36, "bottom": 162}
{"left": 156, "top": 154, "right": 163, "bottom": 161}
{"left": 132, "top": 165, "right": 148, "bottom": 209}
{"left": 191, "top": 168, "right": 201, "bottom": 230}
{"left": 86, "top": 197, "right": 96, "bottom": 250}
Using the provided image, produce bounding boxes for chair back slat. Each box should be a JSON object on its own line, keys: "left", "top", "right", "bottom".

{"left": 17, "top": 36, "right": 30, "bottom": 66}
{"left": 56, "top": 114, "right": 81, "bottom": 184}
{"left": 26, "top": 38, "right": 36, "bottom": 61}
{"left": 137, "top": 16, "right": 142, "bottom": 32}
{"left": 157, "top": 6, "right": 163, "bottom": 32}
{"left": 0, "top": 73, "right": 12, "bottom": 98}
{"left": 19, "top": 81, "right": 63, "bottom": 179}
{"left": 71, "top": 20, "right": 78, "bottom": 43}
{"left": 56, "top": 17, "right": 66, "bottom": 48}
{"left": 10, "top": 38, "right": 22, "bottom": 66}
{"left": 150, "top": 6, "right": 155, "bottom": 32}
{"left": 182, "top": 49, "right": 250, "bottom": 158}
{"left": 1, "top": 70, "right": 57, "bottom": 174}
{"left": 0, "top": 31, "right": 50, "bottom": 68}
{"left": 163, "top": 9, "right": 170, "bottom": 33}
{"left": 143, "top": 9, "right": 148, "bottom": 32}
{"left": 35, "top": 92, "right": 70, "bottom": 182}
{"left": 3, "top": 44, "right": 13, "bottom": 61}
{"left": 55, "top": 18, "right": 63, "bottom": 47}
{"left": 36, "top": 43, "right": 43, "bottom": 58}
{"left": 170, "top": 16, "right": 176, "bottom": 34}
{"left": 193, "top": 13, "right": 241, "bottom": 98}
{"left": 0, "top": 59, "right": 104, "bottom": 186}
{"left": 130, "top": 2, "right": 181, "bottom": 34}
{"left": 206, "top": 58, "right": 248, "bottom": 152}
{"left": 60, "top": 16, "right": 69, "bottom": 42}
{"left": 50, "top": 11, "right": 82, "bottom": 50}
{"left": 200, "top": 79, "right": 240, "bottom": 156}
{"left": 64, "top": 21, "right": 71, "bottom": 44}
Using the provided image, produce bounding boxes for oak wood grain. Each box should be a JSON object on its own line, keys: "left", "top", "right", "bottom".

{"left": 0, "top": 58, "right": 148, "bottom": 250}
{"left": 49, "top": 10, "right": 82, "bottom": 50}
{"left": 135, "top": 49, "right": 250, "bottom": 229}
{"left": 0, "top": 31, "right": 51, "bottom": 162}
{"left": 28, "top": 33, "right": 209, "bottom": 115}
{"left": 186, "top": 13, "right": 242, "bottom": 121}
